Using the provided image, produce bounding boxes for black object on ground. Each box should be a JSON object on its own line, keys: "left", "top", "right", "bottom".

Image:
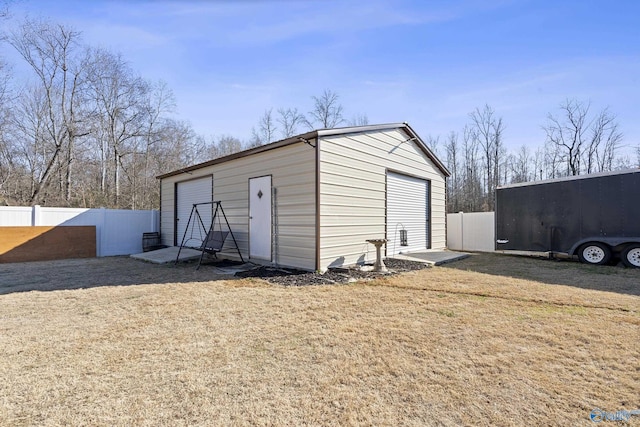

{"left": 235, "top": 258, "right": 429, "bottom": 286}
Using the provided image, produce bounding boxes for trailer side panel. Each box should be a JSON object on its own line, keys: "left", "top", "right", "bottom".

{"left": 496, "top": 170, "right": 640, "bottom": 254}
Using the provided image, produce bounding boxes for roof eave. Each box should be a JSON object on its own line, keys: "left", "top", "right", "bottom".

{"left": 400, "top": 123, "right": 451, "bottom": 177}
{"left": 156, "top": 130, "right": 318, "bottom": 179}
{"left": 157, "top": 122, "right": 451, "bottom": 179}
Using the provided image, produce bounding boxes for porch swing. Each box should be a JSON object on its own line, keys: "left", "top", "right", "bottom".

{"left": 175, "top": 201, "right": 244, "bottom": 269}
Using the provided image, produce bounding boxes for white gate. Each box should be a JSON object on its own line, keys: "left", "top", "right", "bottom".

{"left": 447, "top": 211, "right": 495, "bottom": 252}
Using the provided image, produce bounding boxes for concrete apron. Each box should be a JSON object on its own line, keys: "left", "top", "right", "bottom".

{"left": 132, "top": 247, "right": 469, "bottom": 272}
{"left": 130, "top": 246, "right": 256, "bottom": 275}
{"left": 130, "top": 246, "right": 203, "bottom": 264}
{"left": 390, "top": 250, "right": 470, "bottom": 266}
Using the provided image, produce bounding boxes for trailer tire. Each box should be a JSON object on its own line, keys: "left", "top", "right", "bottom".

{"left": 577, "top": 243, "right": 611, "bottom": 265}
{"left": 621, "top": 244, "right": 640, "bottom": 268}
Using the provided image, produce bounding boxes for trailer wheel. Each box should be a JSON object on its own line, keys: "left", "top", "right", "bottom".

{"left": 577, "top": 243, "right": 611, "bottom": 265}
{"left": 621, "top": 244, "right": 640, "bottom": 268}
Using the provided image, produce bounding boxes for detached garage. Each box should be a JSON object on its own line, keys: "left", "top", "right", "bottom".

{"left": 157, "top": 123, "right": 450, "bottom": 271}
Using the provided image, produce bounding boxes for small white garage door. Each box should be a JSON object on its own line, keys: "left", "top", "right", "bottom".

{"left": 176, "top": 176, "right": 213, "bottom": 247}
{"left": 387, "top": 172, "right": 429, "bottom": 256}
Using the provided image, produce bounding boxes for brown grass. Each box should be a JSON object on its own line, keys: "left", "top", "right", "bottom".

{"left": 0, "top": 254, "right": 638, "bottom": 426}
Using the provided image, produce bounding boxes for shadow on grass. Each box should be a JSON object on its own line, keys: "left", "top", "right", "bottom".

{"left": 3, "top": 253, "right": 639, "bottom": 297}
{"left": 0, "top": 256, "right": 247, "bottom": 295}
{"left": 441, "top": 252, "right": 640, "bottom": 297}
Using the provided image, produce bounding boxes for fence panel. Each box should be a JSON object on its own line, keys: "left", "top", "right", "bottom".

{"left": 37, "top": 207, "right": 92, "bottom": 226}
{"left": 0, "top": 206, "right": 33, "bottom": 226}
{"left": 0, "top": 206, "right": 159, "bottom": 257}
{"left": 447, "top": 212, "right": 495, "bottom": 252}
{"left": 447, "top": 213, "right": 463, "bottom": 250}
{"left": 102, "top": 209, "right": 159, "bottom": 256}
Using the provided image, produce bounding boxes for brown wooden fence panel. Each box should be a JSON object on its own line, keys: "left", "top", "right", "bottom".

{"left": 0, "top": 226, "right": 96, "bottom": 263}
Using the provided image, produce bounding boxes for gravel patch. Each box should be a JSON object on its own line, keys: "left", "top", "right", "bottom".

{"left": 235, "top": 258, "right": 430, "bottom": 286}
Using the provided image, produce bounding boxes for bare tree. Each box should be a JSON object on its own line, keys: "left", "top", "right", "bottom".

{"left": 10, "top": 86, "right": 50, "bottom": 202}
{"left": 151, "top": 119, "right": 201, "bottom": 172}
{"left": 424, "top": 135, "right": 440, "bottom": 157}
{"left": 0, "top": 0, "right": 10, "bottom": 19}
{"left": 469, "top": 104, "right": 504, "bottom": 210}
{"left": 434, "top": 100, "right": 628, "bottom": 212}
{"left": 252, "top": 90, "right": 357, "bottom": 143}
{"left": 86, "top": 48, "right": 150, "bottom": 206}
{"left": 540, "top": 139, "right": 561, "bottom": 179}
{"left": 590, "top": 109, "right": 622, "bottom": 173}
{"left": 1, "top": 16, "right": 205, "bottom": 209}
{"left": 532, "top": 146, "right": 545, "bottom": 181}
{"left": 210, "top": 134, "right": 244, "bottom": 158}
{"left": 307, "top": 89, "right": 344, "bottom": 129}
{"left": 250, "top": 108, "right": 277, "bottom": 146}
{"left": 348, "top": 113, "right": 369, "bottom": 126}
{"left": 277, "top": 107, "right": 306, "bottom": 138}
{"left": 461, "top": 125, "right": 483, "bottom": 212}
{"left": 0, "top": 58, "right": 12, "bottom": 202}
{"left": 543, "top": 99, "right": 622, "bottom": 176}
{"left": 137, "top": 80, "right": 176, "bottom": 207}
{"left": 508, "top": 145, "right": 533, "bottom": 183}
{"left": 444, "top": 131, "right": 461, "bottom": 212}
{"left": 9, "top": 19, "right": 90, "bottom": 205}
{"left": 544, "top": 99, "right": 585, "bottom": 176}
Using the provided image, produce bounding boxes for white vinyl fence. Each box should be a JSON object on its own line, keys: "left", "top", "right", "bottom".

{"left": 447, "top": 211, "right": 495, "bottom": 252}
{"left": 0, "top": 205, "right": 159, "bottom": 256}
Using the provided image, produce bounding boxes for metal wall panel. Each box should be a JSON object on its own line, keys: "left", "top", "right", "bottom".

{"left": 161, "top": 142, "right": 317, "bottom": 270}
{"left": 318, "top": 129, "right": 445, "bottom": 270}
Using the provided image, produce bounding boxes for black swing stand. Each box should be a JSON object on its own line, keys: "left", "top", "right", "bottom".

{"left": 175, "top": 201, "right": 244, "bottom": 269}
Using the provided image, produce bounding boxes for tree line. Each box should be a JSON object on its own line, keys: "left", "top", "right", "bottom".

{"left": 248, "top": 93, "right": 637, "bottom": 215}
{"left": 250, "top": 97, "right": 638, "bottom": 214}
{"left": 0, "top": 16, "right": 368, "bottom": 208}
{"left": 1, "top": 14, "right": 637, "bottom": 211}
{"left": 436, "top": 101, "right": 636, "bottom": 213}
{"left": 0, "top": 19, "right": 206, "bottom": 208}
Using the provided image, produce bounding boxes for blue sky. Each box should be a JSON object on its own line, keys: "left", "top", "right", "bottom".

{"left": 5, "top": 0, "right": 640, "bottom": 155}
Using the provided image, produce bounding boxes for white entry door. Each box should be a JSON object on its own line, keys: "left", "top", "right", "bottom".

{"left": 387, "top": 172, "right": 429, "bottom": 256}
{"left": 249, "top": 176, "right": 272, "bottom": 260}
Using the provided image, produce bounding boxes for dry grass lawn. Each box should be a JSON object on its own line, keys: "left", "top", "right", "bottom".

{"left": 0, "top": 254, "right": 638, "bottom": 426}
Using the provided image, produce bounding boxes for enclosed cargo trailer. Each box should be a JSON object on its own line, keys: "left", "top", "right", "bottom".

{"left": 495, "top": 169, "right": 640, "bottom": 267}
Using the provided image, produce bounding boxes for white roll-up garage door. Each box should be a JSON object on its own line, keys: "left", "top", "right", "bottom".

{"left": 176, "top": 176, "right": 213, "bottom": 247}
{"left": 387, "top": 172, "right": 429, "bottom": 256}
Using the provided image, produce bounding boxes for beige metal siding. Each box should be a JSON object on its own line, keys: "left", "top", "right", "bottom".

{"left": 160, "top": 142, "right": 317, "bottom": 270}
{"left": 318, "top": 129, "right": 447, "bottom": 270}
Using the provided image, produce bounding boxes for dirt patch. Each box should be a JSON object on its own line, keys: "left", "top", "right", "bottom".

{"left": 235, "top": 258, "right": 430, "bottom": 286}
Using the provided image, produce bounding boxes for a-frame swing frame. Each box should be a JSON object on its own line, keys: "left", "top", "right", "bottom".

{"left": 175, "top": 201, "right": 244, "bottom": 269}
